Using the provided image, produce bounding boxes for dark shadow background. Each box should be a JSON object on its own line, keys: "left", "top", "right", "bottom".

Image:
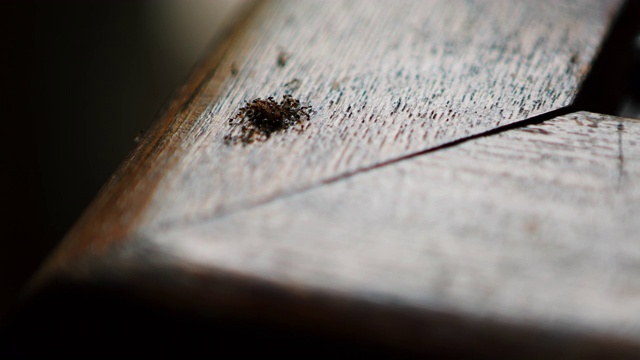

{"left": 1, "top": 0, "right": 248, "bottom": 320}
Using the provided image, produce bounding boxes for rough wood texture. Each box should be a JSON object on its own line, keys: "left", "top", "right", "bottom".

{"left": 136, "top": 0, "right": 621, "bottom": 230}
{"left": 88, "top": 112, "right": 640, "bottom": 357}
{"left": 138, "top": 112, "right": 639, "bottom": 354}
{"left": 36, "top": 0, "right": 622, "bottom": 265}
{"left": 26, "top": 0, "right": 636, "bottom": 357}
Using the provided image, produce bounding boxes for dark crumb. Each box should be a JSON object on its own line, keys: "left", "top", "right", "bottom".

{"left": 224, "top": 95, "right": 311, "bottom": 145}
{"left": 133, "top": 129, "right": 145, "bottom": 144}
{"left": 570, "top": 53, "right": 579, "bottom": 65}
{"left": 230, "top": 63, "right": 239, "bottom": 76}
{"left": 277, "top": 51, "right": 290, "bottom": 67}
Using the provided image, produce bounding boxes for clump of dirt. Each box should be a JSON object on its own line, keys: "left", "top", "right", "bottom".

{"left": 277, "top": 51, "right": 290, "bottom": 67}
{"left": 224, "top": 95, "right": 311, "bottom": 145}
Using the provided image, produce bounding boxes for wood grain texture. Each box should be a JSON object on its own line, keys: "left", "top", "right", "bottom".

{"left": 26, "top": 0, "right": 635, "bottom": 355}
{"left": 126, "top": 112, "right": 639, "bottom": 355}
{"left": 37, "top": 0, "right": 622, "bottom": 271}
{"left": 134, "top": 0, "right": 622, "bottom": 229}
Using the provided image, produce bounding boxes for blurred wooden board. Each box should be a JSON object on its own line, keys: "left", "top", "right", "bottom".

{"left": 26, "top": 0, "right": 638, "bottom": 357}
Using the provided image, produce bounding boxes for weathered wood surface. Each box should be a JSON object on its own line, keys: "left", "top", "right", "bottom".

{"left": 37, "top": 0, "right": 622, "bottom": 271}
{"left": 138, "top": 0, "right": 622, "bottom": 229}
{"left": 96, "top": 112, "right": 640, "bottom": 356}
{"left": 26, "top": 0, "right": 638, "bottom": 356}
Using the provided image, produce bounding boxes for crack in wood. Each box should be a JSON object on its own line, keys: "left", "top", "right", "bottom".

{"left": 146, "top": 111, "right": 640, "bottom": 356}
{"left": 151, "top": 106, "right": 574, "bottom": 232}
{"left": 135, "top": 0, "right": 624, "bottom": 234}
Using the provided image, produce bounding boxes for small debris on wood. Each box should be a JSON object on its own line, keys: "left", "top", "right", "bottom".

{"left": 277, "top": 51, "right": 290, "bottom": 67}
{"left": 284, "top": 78, "right": 302, "bottom": 93}
{"left": 224, "top": 95, "right": 311, "bottom": 145}
{"left": 570, "top": 53, "right": 579, "bottom": 65}
{"left": 230, "top": 62, "right": 239, "bottom": 76}
{"left": 134, "top": 129, "right": 145, "bottom": 144}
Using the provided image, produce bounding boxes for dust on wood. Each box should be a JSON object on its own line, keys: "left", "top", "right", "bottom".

{"left": 224, "top": 95, "right": 311, "bottom": 145}
{"left": 139, "top": 0, "right": 623, "bottom": 229}
{"left": 277, "top": 51, "right": 290, "bottom": 67}
{"left": 133, "top": 129, "right": 145, "bottom": 144}
{"left": 284, "top": 78, "right": 302, "bottom": 93}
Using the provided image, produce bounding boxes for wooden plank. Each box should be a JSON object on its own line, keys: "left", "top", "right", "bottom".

{"left": 21, "top": 0, "right": 634, "bottom": 355}
{"left": 34, "top": 0, "right": 623, "bottom": 273}
{"left": 119, "top": 112, "right": 639, "bottom": 355}
{"left": 136, "top": 0, "right": 623, "bottom": 229}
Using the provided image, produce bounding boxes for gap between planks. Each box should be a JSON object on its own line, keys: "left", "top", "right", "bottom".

{"left": 150, "top": 105, "right": 580, "bottom": 232}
